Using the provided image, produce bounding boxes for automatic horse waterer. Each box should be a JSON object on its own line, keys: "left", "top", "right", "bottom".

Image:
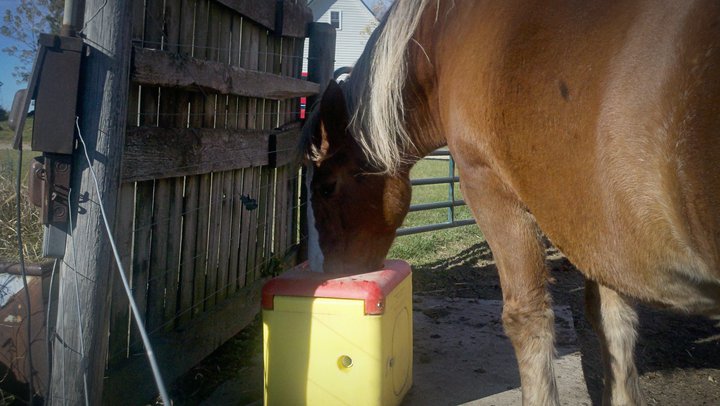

{"left": 262, "top": 260, "right": 413, "bottom": 405}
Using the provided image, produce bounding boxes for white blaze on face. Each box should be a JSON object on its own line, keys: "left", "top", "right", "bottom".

{"left": 306, "top": 165, "right": 325, "bottom": 272}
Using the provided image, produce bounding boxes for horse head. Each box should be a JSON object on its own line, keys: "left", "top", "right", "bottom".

{"left": 302, "top": 81, "right": 412, "bottom": 274}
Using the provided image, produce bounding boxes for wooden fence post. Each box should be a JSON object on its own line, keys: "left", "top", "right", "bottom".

{"left": 299, "top": 22, "right": 335, "bottom": 261}
{"left": 50, "top": 0, "right": 133, "bottom": 404}
{"left": 306, "top": 22, "right": 336, "bottom": 103}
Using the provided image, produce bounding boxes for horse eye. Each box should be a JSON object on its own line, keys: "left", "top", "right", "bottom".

{"left": 319, "top": 182, "right": 337, "bottom": 197}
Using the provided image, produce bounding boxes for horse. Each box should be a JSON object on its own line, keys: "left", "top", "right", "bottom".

{"left": 301, "top": 1, "right": 720, "bottom": 404}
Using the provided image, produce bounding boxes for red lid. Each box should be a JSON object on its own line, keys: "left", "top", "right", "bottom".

{"left": 262, "top": 260, "right": 411, "bottom": 315}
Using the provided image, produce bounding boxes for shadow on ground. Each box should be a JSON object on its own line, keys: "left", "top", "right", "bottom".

{"left": 171, "top": 241, "right": 720, "bottom": 405}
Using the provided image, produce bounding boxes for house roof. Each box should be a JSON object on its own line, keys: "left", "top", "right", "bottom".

{"left": 308, "top": 0, "right": 380, "bottom": 21}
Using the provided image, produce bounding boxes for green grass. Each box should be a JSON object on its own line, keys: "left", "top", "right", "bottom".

{"left": 0, "top": 117, "right": 33, "bottom": 147}
{"left": 388, "top": 159, "right": 485, "bottom": 266}
{"left": 1, "top": 118, "right": 43, "bottom": 262}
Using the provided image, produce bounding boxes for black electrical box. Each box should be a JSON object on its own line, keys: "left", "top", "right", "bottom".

{"left": 31, "top": 33, "right": 83, "bottom": 154}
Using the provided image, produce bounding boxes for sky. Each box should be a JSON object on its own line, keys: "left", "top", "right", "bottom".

{"left": 0, "top": 0, "right": 24, "bottom": 110}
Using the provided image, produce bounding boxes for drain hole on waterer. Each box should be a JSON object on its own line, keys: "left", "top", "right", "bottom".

{"left": 338, "top": 355, "right": 353, "bottom": 369}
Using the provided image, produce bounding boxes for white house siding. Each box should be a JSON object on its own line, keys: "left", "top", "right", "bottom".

{"left": 303, "top": 0, "right": 378, "bottom": 73}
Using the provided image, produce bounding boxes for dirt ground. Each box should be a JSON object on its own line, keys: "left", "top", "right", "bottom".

{"left": 173, "top": 241, "right": 720, "bottom": 405}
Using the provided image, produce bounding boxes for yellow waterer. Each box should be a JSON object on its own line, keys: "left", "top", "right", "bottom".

{"left": 262, "top": 260, "right": 413, "bottom": 405}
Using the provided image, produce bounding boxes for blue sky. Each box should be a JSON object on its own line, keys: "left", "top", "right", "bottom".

{"left": 0, "top": 0, "right": 23, "bottom": 110}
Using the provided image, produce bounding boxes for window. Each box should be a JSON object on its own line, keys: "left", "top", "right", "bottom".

{"left": 330, "top": 11, "right": 341, "bottom": 30}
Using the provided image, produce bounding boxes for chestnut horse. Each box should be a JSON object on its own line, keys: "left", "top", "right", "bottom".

{"left": 302, "top": 1, "right": 720, "bottom": 404}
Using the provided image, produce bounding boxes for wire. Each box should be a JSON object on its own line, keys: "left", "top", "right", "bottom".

{"left": 74, "top": 118, "right": 171, "bottom": 405}
{"left": 15, "top": 145, "right": 35, "bottom": 404}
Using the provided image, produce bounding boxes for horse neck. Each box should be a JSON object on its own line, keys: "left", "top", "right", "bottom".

{"left": 345, "top": 0, "right": 447, "bottom": 170}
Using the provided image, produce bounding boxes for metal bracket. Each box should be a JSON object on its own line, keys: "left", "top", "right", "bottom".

{"left": 28, "top": 154, "right": 72, "bottom": 259}
{"left": 44, "top": 154, "right": 72, "bottom": 225}
{"left": 28, "top": 154, "right": 72, "bottom": 226}
{"left": 28, "top": 153, "right": 73, "bottom": 259}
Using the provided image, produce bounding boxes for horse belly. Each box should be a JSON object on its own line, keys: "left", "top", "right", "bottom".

{"left": 440, "top": 0, "right": 720, "bottom": 315}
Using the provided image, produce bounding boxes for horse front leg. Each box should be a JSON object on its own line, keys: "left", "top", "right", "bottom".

{"left": 462, "top": 167, "right": 560, "bottom": 405}
{"left": 585, "top": 280, "right": 645, "bottom": 406}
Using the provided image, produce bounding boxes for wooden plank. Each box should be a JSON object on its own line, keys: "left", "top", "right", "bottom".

{"left": 227, "top": 95, "right": 239, "bottom": 129}
{"left": 218, "top": 4, "right": 233, "bottom": 65}
{"left": 203, "top": 93, "right": 216, "bottom": 128}
{"left": 144, "top": 0, "right": 164, "bottom": 49}
{"left": 230, "top": 96, "right": 249, "bottom": 290}
{"left": 293, "top": 36, "right": 304, "bottom": 79}
{"left": 163, "top": 176, "right": 184, "bottom": 331}
{"left": 271, "top": 34, "right": 281, "bottom": 76}
{"left": 214, "top": 0, "right": 275, "bottom": 34}
{"left": 237, "top": 168, "right": 253, "bottom": 288}
{"left": 108, "top": 183, "right": 135, "bottom": 367}
{"left": 129, "top": 181, "right": 154, "bottom": 354}
{"left": 214, "top": 0, "right": 311, "bottom": 38}
{"left": 289, "top": 165, "right": 299, "bottom": 250}
{"left": 256, "top": 98, "right": 273, "bottom": 283}
{"left": 132, "top": 47, "right": 320, "bottom": 99}
{"left": 216, "top": 93, "right": 228, "bottom": 131}
{"left": 177, "top": 91, "right": 204, "bottom": 327}
{"left": 244, "top": 166, "right": 259, "bottom": 285}
{"left": 239, "top": 17, "right": 252, "bottom": 69}
{"left": 193, "top": 173, "right": 211, "bottom": 317}
{"left": 230, "top": 15, "right": 242, "bottom": 66}
{"left": 278, "top": 0, "right": 313, "bottom": 39}
{"left": 147, "top": 179, "right": 170, "bottom": 331}
{"left": 204, "top": 171, "right": 223, "bottom": 309}
{"left": 139, "top": 85, "right": 159, "bottom": 127}
{"left": 178, "top": 175, "right": 198, "bottom": 327}
{"left": 216, "top": 170, "right": 235, "bottom": 301}
{"left": 194, "top": 0, "right": 210, "bottom": 59}
{"left": 146, "top": 91, "right": 182, "bottom": 339}
{"left": 275, "top": 165, "right": 287, "bottom": 255}
{"left": 281, "top": 37, "right": 290, "bottom": 78}
{"left": 206, "top": 1, "right": 220, "bottom": 62}
{"left": 284, "top": 98, "right": 296, "bottom": 252}
{"left": 248, "top": 21, "right": 260, "bottom": 71}
{"left": 157, "top": 87, "right": 184, "bottom": 332}
{"left": 227, "top": 169, "right": 243, "bottom": 295}
{"left": 103, "top": 279, "right": 267, "bottom": 406}
{"left": 253, "top": 166, "right": 272, "bottom": 282}
{"left": 131, "top": 0, "right": 145, "bottom": 44}
{"left": 127, "top": 84, "right": 140, "bottom": 126}
{"left": 164, "top": 0, "right": 182, "bottom": 53}
{"left": 122, "top": 126, "right": 269, "bottom": 182}
{"left": 270, "top": 122, "right": 302, "bottom": 168}
{"left": 271, "top": 100, "right": 279, "bottom": 130}
{"left": 258, "top": 29, "right": 268, "bottom": 73}
{"left": 178, "top": 0, "right": 195, "bottom": 57}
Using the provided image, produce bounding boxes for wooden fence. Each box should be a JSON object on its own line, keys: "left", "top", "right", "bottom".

{"left": 98, "top": 1, "right": 322, "bottom": 403}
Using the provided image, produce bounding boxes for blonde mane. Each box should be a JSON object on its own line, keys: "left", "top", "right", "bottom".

{"left": 345, "top": 0, "right": 433, "bottom": 174}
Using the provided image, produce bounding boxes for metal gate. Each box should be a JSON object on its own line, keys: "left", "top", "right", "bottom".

{"left": 396, "top": 150, "right": 476, "bottom": 236}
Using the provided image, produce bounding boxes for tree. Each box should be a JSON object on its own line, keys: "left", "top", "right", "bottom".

{"left": 370, "top": 0, "right": 392, "bottom": 20}
{"left": 362, "top": 0, "right": 394, "bottom": 37}
{"left": 0, "top": 106, "right": 8, "bottom": 122}
{"left": 1, "top": 0, "right": 63, "bottom": 83}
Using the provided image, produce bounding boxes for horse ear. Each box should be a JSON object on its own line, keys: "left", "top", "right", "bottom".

{"left": 310, "top": 80, "right": 350, "bottom": 163}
